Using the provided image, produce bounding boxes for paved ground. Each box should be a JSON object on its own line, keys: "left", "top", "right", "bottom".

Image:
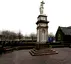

{"left": 0, "top": 48, "right": 71, "bottom": 64}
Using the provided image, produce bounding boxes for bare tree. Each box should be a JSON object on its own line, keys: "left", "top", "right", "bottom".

{"left": 48, "top": 32, "right": 54, "bottom": 37}
{"left": 30, "top": 33, "right": 37, "bottom": 41}
{"left": 17, "top": 31, "right": 23, "bottom": 40}
{"left": 0, "top": 30, "right": 23, "bottom": 41}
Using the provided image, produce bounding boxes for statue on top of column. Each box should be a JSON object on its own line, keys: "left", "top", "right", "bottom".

{"left": 40, "top": 0, "right": 45, "bottom": 14}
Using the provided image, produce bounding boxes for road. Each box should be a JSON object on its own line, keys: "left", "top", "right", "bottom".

{"left": 0, "top": 48, "right": 71, "bottom": 64}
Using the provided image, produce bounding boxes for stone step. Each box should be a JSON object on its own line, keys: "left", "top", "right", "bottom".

{"left": 29, "top": 51, "right": 35, "bottom": 56}
{"left": 29, "top": 49, "right": 58, "bottom": 56}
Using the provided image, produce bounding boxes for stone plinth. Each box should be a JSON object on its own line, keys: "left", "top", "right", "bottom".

{"left": 29, "top": 44, "right": 58, "bottom": 56}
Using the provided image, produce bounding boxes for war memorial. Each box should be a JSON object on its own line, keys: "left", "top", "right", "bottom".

{"left": 0, "top": 1, "right": 71, "bottom": 64}
{"left": 29, "top": 0, "right": 58, "bottom": 56}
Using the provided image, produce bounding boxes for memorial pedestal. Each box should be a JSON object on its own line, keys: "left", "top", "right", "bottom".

{"left": 29, "top": 44, "right": 58, "bottom": 56}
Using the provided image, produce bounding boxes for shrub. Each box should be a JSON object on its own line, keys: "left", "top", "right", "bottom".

{"left": 49, "top": 45, "right": 52, "bottom": 48}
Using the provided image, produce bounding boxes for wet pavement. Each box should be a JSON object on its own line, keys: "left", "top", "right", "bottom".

{"left": 0, "top": 48, "right": 71, "bottom": 64}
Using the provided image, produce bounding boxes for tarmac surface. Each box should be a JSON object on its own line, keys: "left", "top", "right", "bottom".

{"left": 0, "top": 48, "right": 71, "bottom": 64}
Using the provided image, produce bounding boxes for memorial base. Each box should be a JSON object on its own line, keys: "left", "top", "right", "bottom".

{"left": 29, "top": 44, "right": 58, "bottom": 56}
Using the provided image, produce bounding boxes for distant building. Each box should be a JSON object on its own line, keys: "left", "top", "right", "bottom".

{"left": 55, "top": 26, "right": 71, "bottom": 43}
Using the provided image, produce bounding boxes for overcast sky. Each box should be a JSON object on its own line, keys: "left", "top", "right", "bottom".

{"left": 0, "top": 0, "right": 71, "bottom": 36}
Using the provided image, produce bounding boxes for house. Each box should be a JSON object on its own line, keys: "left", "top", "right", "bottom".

{"left": 55, "top": 26, "right": 71, "bottom": 43}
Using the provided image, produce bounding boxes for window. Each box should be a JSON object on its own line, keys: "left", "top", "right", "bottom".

{"left": 58, "top": 33, "right": 61, "bottom": 41}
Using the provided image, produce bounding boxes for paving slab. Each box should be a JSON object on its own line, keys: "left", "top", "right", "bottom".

{"left": 0, "top": 48, "right": 71, "bottom": 64}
